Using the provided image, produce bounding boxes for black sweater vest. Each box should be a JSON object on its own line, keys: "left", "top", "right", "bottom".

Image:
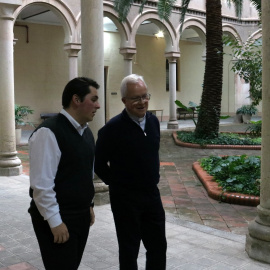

{"left": 29, "top": 114, "right": 95, "bottom": 217}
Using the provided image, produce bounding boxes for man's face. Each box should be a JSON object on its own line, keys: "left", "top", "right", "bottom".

{"left": 77, "top": 86, "right": 100, "bottom": 123}
{"left": 122, "top": 80, "right": 149, "bottom": 118}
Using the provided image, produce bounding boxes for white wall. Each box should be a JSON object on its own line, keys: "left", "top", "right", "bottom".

{"left": 133, "top": 35, "right": 168, "bottom": 116}
{"left": 104, "top": 32, "right": 125, "bottom": 119}
{"left": 14, "top": 23, "right": 69, "bottom": 125}
{"left": 63, "top": 0, "right": 81, "bottom": 19}
{"left": 177, "top": 40, "right": 204, "bottom": 107}
{"left": 222, "top": 45, "right": 236, "bottom": 114}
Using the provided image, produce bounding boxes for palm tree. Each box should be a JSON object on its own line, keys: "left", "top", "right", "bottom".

{"left": 194, "top": 0, "right": 223, "bottom": 138}
{"left": 114, "top": 0, "right": 261, "bottom": 138}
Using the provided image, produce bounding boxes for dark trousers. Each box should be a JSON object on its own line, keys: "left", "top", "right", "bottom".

{"left": 30, "top": 211, "right": 90, "bottom": 270}
{"left": 110, "top": 186, "right": 167, "bottom": 270}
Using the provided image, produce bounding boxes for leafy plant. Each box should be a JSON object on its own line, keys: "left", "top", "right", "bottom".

{"left": 200, "top": 155, "right": 261, "bottom": 196}
{"left": 236, "top": 105, "right": 258, "bottom": 115}
{"left": 175, "top": 100, "right": 200, "bottom": 126}
{"left": 176, "top": 131, "right": 261, "bottom": 146}
{"left": 246, "top": 120, "right": 262, "bottom": 136}
{"left": 15, "top": 104, "right": 34, "bottom": 128}
{"left": 223, "top": 35, "right": 262, "bottom": 106}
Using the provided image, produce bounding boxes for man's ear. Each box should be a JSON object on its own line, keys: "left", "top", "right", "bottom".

{"left": 72, "top": 95, "right": 81, "bottom": 105}
{"left": 122, "top": 97, "right": 126, "bottom": 105}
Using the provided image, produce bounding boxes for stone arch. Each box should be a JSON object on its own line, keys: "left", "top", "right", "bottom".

{"left": 76, "top": 2, "right": 132, "bottom": 48}
{"left": 177, "top": 18, "right": 206, "bottom": 61}
{"left": 131, "top": 10, "right": 177, "bottom": 52}
{"left": 247, "top": 29, "right": 262, "bottom": 43}
{"left": 223, "top": 24, "right": 242, "bottom": 45}
{"left": 103, "top": 2, "right": 132, "bottom": 48}
{"left": 175, "top": 18, "right": 206, "bottom": 108}
{"left": 222, "top": 26, "right": 244, "bottom": 115}
{"left": 177, "top": 18, "right": 206, "bottom": 47}
{"left": 14, "top": 0, "right": 77, "bottom": 44}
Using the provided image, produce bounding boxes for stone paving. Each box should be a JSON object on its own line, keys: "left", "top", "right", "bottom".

{"left": 1, "top": 176, "right": 270, "bottom": 270}
{"left": 2, "top": 117, "right": 269, "bottom": 269}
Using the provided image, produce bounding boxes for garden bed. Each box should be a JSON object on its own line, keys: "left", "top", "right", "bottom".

{"left": 172, "top": 131, "right": 261, "bottom": 150}
{"left": 193, "top": 161, "right": 260, "bottom": 206}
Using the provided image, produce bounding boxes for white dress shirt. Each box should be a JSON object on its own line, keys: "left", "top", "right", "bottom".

{"left": 29, "top": 109, "right": 88, "bottom": 228}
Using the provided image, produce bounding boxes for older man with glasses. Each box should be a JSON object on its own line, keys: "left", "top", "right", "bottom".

{"left": 95, "top": 74, "right": 167, "bottom": 270}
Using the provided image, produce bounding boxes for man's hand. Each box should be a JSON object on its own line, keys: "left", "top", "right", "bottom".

{"left": 51, "top": 222, "right": 69, "bottom": 244}
{"left": 90, "top": 207, "right": 95, "bottom": 226}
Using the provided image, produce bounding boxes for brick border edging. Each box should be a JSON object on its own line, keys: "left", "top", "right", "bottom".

{"left": 192, "top": 161, "right": 260, "bottom": 206}
{"left": 172, "top": 131, "right": 261, "bottom": 150}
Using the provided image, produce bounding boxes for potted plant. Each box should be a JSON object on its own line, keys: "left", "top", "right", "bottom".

{"left": 15, "top": 104, "right": 34, "bottom": 144}
{"left": 236, "top": 104, "right": 258, "bottom": 123}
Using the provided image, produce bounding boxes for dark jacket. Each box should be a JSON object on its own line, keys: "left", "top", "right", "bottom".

{"left": 29, "top": 113, "right": 95, "bottom": 217}
{"left": 95, "top": 109, "right": 160, "bottom": 191}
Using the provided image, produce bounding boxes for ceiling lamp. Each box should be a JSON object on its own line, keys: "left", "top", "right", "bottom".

{"left": 155, "top": 31, "right": 164, "bottom": 38}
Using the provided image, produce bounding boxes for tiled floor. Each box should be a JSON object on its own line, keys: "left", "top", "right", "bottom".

{"left": 0, "top": 175, "right": 270, "bottom": 270}
{"left": 0, "top": 262, "right": 38, "bottom": 270}
{"left": 160, "top": 161, "right": 258, "bottom": 234}
{"left": 158, "top": 124, "right": 260, "bottom": 235}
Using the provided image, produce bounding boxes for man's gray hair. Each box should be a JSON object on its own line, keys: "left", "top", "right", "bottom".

{"left": 120, "top": 74, "right": 147, "bottom": 98}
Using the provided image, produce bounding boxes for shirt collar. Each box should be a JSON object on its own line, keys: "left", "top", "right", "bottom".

{"left": 60, "top": 109, "right": 88, "bottom": 135}
{"left": 125, "top": 109, "right": 146, "bottom": 123}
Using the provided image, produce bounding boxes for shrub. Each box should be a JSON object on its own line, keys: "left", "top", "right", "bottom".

{"left": 236, "top": 105, "right": 258, "bottom": 115}
{"left": 246, "top": 120, "right": 262, "bottom": 136}
{"left": 177, "top": 131, "right": 261, "bottom": 146}
{"left": 15, "top": 104, "right": 34, "bottom": 128}
{"left": 200, "top": 155, "right": 261, "bottom": 196}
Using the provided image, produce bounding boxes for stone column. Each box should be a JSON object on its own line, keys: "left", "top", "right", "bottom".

{"left": 165, "top": 52, "right": 180, "bottom": 129}
{"left": 81, "top": 0, "right": 108, "bottom": 193}
{"left": 201, "top": 51, "right": 206, "bottom": 62}
{"left": 0, "top": 1, "right": 22, "bottom": 176}
{"left": 64, "top": 43, "right": 81, "bottom": 80}
{"left": 81, "top": 0, "right": 105, "bottom": 138}
{"left": 119, "top": 47, "right": 137, "bottom": 77}
{"left": 246, "top": 1, "right": 270, "bottom": 264}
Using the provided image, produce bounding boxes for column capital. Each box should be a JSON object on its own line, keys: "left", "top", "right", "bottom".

{"left": 165, "top": 52, "right": 180, "bottom": 63}
{"left": 0, "top": 1, "right": 22, "bottom": 20}
{"left": 64, "top": 43, "right": 81, "bottom": 57}
{"left": 119, "top": 47, "right": 137, "bottom": 60}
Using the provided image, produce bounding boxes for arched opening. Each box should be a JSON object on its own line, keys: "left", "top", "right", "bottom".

{"left": 222, "top": 31, "right": 239, "bottom": 115}
{"left": 102, "top": 16, "right": 126, "bottom": 120}
{"left": 128, "top": 14, "right": 176, "bottom": 121}
{"left": 178, "top": 27, "right": 205, "bottom": 110}
{"left": 101, "top": 14, "right": 176, "bottom": 121}
{"left": 14, "top": 3, "right": 73, "bottom": 128}
{"left": 134, "top": 19, "right": 168, "bottom": 117}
